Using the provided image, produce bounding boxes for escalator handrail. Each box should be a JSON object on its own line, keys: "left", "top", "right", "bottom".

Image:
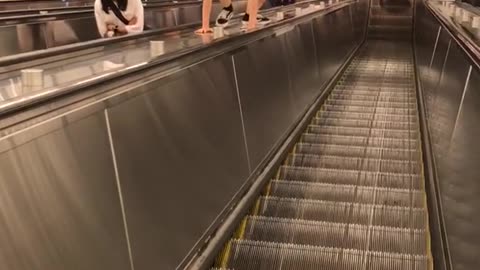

{"left": 0, "top": 0, "right": 206, "bottom": 23}
{"left": 425, "top": 0, "right": 480, "bottom": 70}
{"left": 413, "top": 2, "right": 454, "bottom": 270}
{"left": 0, "top": 0, "right": 354, "bottom": 121}
{"left": 0, "top": 0, "right": 305, "bottom": 70}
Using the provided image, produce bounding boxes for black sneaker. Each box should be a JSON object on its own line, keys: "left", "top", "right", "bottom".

{"left": 241, "top": 13, "right": 271, "bottom": 26}
{"left": 216, "top": 6, "right": 234, "bottom": 27}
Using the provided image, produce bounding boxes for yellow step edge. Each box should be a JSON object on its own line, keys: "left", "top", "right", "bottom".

{"left": 217, "top": 240, "right": 232, "bottom": 268}
{"left": 252, "top": 198, "right": 261, "bottom": 216}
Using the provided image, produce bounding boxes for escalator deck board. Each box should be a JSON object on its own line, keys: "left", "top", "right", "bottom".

{"left": 213, "top": 40, "right": 431, "bottom": 269}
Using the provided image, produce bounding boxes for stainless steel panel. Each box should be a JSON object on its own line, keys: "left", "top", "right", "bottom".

{"left": 0, "top": 23, "right": 47, "bottom": 57}
{"left": 429, "top": 42, "right": 470, "bottom": 158}
{"left": 233, "top": 35, "right": 296, "bottom": 170}
{"left": 414, "top": 6, "right": 439, "bottom": 85}
{"left": 146, "top": 9, "right": 177, "bottom": 28}
{"left": 283, "top": 21, "right": 319, "bottom": 112}
{"left": 440, "top": 68, "right": 480, "bottom": 270}
{"left": 423, "top": 29, "right": 450, "bottom": 119}
{"left": 0, "top": 110, "right": 131, "bottom": 270}
{"left": 352, "top": 0, "right": 368, "bottom": 43}
{"left": 107, "top": 54, "right": 249, "bottom": 269}
{"left": 416, "top": 3, "right": 480, "bottom": 270}
{"left": 312, "top": 8, "right": 352, "bottom": 88}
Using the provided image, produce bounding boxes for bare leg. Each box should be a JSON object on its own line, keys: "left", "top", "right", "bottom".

{"left": 220, "top": 0, "right": 232, "bottom": 8}
{"left": 247, "top": 0, "right": 267, "bottom": 29}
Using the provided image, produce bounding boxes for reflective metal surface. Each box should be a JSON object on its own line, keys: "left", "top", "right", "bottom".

{"left": 106, "top": 54, "right": 250, "bottom": 270}
{"left": 0, "top": 1, "right": 367, "bottom": 269}
{"left": 0, "top": 0, "right": 351, "bottom": 120}
{"left": 443, "top": 68, "right": 480, "bottom": 270}
{"left": 0, "top": 0, "right": 93, "bottom": 11}
{"left": 414, "top": 1, "right": 480, "bottom": 269}
{"left": 429, "top": 42, "right": 470, "bottom": 156}
{"left": 0, "top": 1, "right": 247, "bottom": 58}
{"left": 233, "top": 35, "right": 297, "bottom": 169}
{"left": 0, "top": 109, "right": 132, "bottom": 270}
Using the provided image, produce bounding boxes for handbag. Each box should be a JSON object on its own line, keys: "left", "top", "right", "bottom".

{"left": 104, "top": 0, "right": 131, "bottom": 25}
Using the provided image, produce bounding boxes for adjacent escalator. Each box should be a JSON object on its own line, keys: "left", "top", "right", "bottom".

{"left": 210, "top": 39, "right": 432, "bottom": 269}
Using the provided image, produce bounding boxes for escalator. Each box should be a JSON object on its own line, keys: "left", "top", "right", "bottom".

{"left": 205, "top": 1, "right": 433, "bottom": 269}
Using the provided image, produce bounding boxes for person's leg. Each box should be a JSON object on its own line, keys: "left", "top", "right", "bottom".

{"left": 243, "top": 0, "right": 269, "bottom": 29}
{"left": 215, "top": 0, "right": 234, "bottom": 27}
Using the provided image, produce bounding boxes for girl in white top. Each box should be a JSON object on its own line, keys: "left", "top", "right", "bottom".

{"left": 94, "top": 0, "right": 144, "bottom": 38}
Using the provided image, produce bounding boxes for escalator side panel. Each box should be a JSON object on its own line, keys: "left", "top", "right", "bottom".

{"left": 235, "top": 6, "right": 358, "bottom": 172}
{"left": 414, "top": 1, "right": 480, "bottom": 269}
{"left": 0, "top": 110, "right": 132, "bottom": 270}
{"left": 428, "top": 42, "right": 470, "bottom": 159}
{"left": 440, "top": 68, "right": 480, "bottom": 270}
{"left": 106, "top": 55, "right": 250, "bottom": 270}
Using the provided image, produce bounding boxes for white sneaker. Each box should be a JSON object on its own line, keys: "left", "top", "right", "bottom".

{"left": 216, "top": 7, "right": 234, "bottom": 27}
{"left": 241, "top": 14, "right": 271, "bottom": 26}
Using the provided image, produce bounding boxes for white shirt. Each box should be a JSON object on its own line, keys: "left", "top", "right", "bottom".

{"left": 94, "top": 0, "right": 144, "bottom": 37}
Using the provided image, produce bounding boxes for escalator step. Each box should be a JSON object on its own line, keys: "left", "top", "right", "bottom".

{"left": 269, "top": 180, "right": 424, "bottom": 207}
{"left": 316, "top": 111, "right": 418, "bottom": 122}
{"left": 328, "top": 93, "right": 416, "bottom": 102}
{"left": 241, "top": 216, "right": 427, "bottom": 254}
{"left": 312, "top": 117, "right": 418, "bottom": 130}
{"left": 333, "top": 85, "right": 415, "bottom": 92}
{"left": 220, "top": 239, "right": 427, "bottom": 270}
{"left": 340, "top": 75, "right": 413, "bottom": 82}
{"left": 257, "top": 196, "right": 426, "bottom": 229}
{"left": 306, "top": 125, "right": 418, "bottom": 139}
{"left": 285, "top": 153, "right": 421, "bottom": 174}
{"left": 212, "top": 41, "right": 429, "bottom": 269}
{"left": 337, "top": 81, "right": 414, "bottom": 88}
{"left": 322, "top": 104, "right": 416, "bottom": 115}
{"left": 301, "top": 133, "right": 419, "bottom": 149}
{"left": 294, "top": 143, "right": 420, "bottom": 161}
{"left": 325, "top": 99, "right": 417, "bottom": 109}
{"left": 276, "top": 166, "right": 423, "bottom": 190}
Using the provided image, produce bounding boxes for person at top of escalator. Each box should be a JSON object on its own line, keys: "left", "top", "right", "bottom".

{"left": 94, "top": 0, "right": 144, "bottom": 38}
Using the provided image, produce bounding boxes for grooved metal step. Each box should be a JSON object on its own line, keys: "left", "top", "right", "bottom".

{"left": 322, "top": 104, "right": 416, "bottom": 115}
{"left": 212, "top": 40, "right": 430, "bottom": 269}
{"left": 333, "top": 85, "right": 415, "bottom": 92}
{"left": 268, "top": 180, "right": 424, "bottom": 207}
{"left": 294, "top": 143, "right": 420, "bottom": 161}
{"left": 312, "top": 117, "right": 418, "bottom": 130}
{"left": 336, "top": 81, "right": 414, "bottom": 88}
{"left": 241, "top": 216, "right": 427, "bottom": 254}
{"left": 306, "top": 125, "right": 418, "bottom": 139}
{"left": 276, "top": 166, "right": 423, "bottom": 189}
{"left": 220, "top": 239, "right": 428, "bottom": 270}
{"left": 325, "top": 99, "right": 417, "bottom": 109}
{"left": 300, "top": 133, "right": 419, "bottom": 149}
{"left": 257, "top": 196, "right": 426, "bottom": 229}
{"left": 329, "top": 93, "right": 417, "bottom": 102}
{"left": 316, "top": 111, "right": 418, "bottom": 122}
{"left": 284, "top": 153, "right": 421, "bottom": 174}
